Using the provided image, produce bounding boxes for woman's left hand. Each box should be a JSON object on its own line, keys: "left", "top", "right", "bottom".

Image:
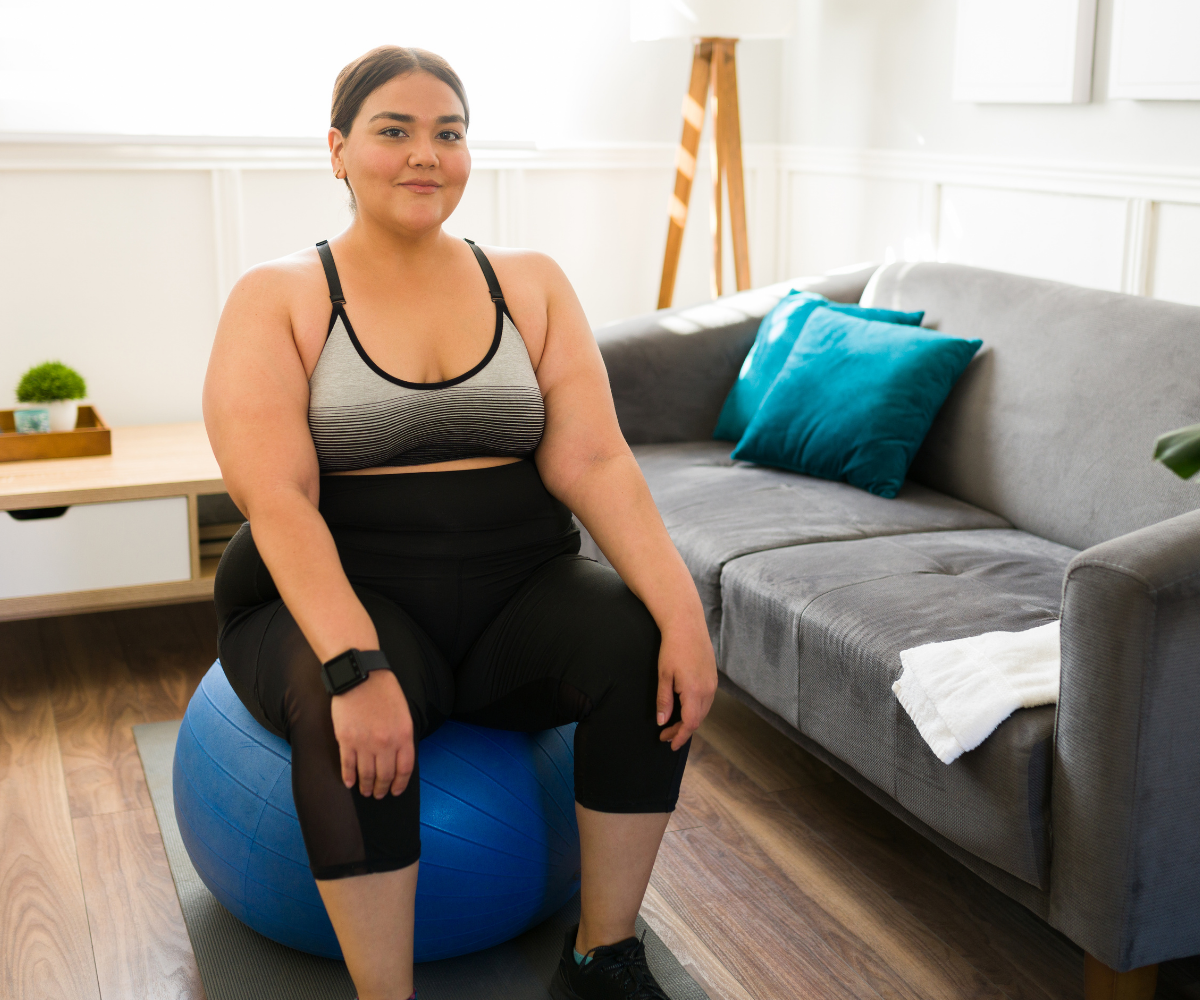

{"left": 655, "top": 619, "right": 718, "bottom": 751}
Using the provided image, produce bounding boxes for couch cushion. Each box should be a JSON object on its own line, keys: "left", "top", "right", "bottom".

{"left": 863, "top": 262, "right": 1200, "bottom": 550}
{"left": 633, "top": 441, "right": 1011, "bottom": 646}
{"left": 719, "top": 528, "right": 1076, "bottom": 888}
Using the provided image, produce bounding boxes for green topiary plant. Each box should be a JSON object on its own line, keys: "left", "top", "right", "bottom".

{"left": 1154, "top": 424, "right": 1200, "bottom": 480}
{"left": 16, "top": 361, "right": 87, "bottom": 403}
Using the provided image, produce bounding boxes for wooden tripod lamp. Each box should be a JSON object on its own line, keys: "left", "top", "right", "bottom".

{"left": 631, "top": 0, "right": 793, "bottom": 308}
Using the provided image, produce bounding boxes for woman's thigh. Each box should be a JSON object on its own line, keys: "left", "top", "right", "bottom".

{"left": 216, "top": 580, "right": 457, "bottom": 877}
{"left": 454, "top": 553, "right": 688, "bottom": 812}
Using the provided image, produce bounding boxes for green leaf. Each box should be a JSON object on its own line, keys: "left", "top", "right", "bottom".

{"left": 15, "top": 361, "right": 87, "bottom": 403}
{"left": 1154, "top": 423, "right": 1200, "bottom": 480}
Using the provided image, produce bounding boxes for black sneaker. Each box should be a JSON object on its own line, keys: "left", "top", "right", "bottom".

{"left": 549, "top": 924, "right": 670, "bottom": 1000}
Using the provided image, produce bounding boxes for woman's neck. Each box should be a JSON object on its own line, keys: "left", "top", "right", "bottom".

{"left": 336, "top": 215, "right": 455, "bottom": 280}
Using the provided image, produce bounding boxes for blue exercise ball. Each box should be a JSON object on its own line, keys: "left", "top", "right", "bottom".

{"left": 173, "top": 662, "right": 580, "bottom": 962}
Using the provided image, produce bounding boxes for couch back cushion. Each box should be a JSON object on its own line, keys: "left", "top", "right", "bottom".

{"left": 863, "top": 262, "right": 1200, "bottom": 550}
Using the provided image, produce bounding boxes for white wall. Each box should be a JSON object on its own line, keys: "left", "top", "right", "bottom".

{"left": 0, "top": 1, "right": 782, "bottom": 146}
{"left": 777, "top": 0, "right": 1200, "bottom": 302}
{"left": 0, "top": 137, "right": 785, "bottom": 425}
{"left": 3, "top": 0, "right": 1199, "bottom": 427}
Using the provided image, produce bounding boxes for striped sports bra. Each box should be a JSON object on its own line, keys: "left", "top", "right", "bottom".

{"left": 307, "top": 239, "right": 545, "bottom": 473}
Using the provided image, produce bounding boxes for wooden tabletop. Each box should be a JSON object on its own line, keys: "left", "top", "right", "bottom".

{"left": 0, "top": 422, "right": 224, "bottom": 510}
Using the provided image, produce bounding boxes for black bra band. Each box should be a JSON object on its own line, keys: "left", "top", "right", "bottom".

{"left": 315, "top": 240, "right": 346, "bottom": 306}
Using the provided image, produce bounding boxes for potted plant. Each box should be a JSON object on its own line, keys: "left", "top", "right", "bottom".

{"left": 16, "top": 361, "right": 88, "bottom": 433}
{"left": 1154, "top": 424, "right": 1200, "bottom": 479}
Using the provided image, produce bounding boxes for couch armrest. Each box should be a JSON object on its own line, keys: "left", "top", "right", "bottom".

{"left": 1048, "top": 507, "right": 1200, "bottom": 969}
{"left": 596, "top": 265, "right": 878, "bottom": 444}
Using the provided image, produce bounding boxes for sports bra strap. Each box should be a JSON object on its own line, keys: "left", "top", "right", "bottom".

{"left": 315, "top": 240, "right": 346, "bottom": 305}
{"left": 464, "top": 239, "right": 506, "bottom": 305}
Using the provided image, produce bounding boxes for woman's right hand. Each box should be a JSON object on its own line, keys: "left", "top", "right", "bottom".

{"left": 330, "top": 669, "right": 415, "bottom": 798}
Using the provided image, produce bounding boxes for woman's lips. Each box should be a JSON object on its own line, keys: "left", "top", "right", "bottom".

{"left": 400, "top": 180, "right": 440, "bottom": 193}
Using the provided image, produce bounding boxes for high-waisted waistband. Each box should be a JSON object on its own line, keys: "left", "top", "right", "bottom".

{"left": 318, "top": 458, "right": 578, "bottom": 559}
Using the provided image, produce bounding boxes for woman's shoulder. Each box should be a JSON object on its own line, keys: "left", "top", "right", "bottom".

{"left": 471, "top": 245, "right": 563, "bottom": 285}
{"left": 227, "top": 246, "right": 327, "bottom": 307}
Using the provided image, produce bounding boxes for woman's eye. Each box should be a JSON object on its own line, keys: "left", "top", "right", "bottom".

{"left": 439, "top": 131, "right": 462, "bottom": 142}
{"left": 381, "top": 127, "right": 405, "bottom": 138}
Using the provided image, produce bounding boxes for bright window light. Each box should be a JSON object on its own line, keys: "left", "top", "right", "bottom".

{"left": 0, "top": 1, "right": 637, "bottom": 142}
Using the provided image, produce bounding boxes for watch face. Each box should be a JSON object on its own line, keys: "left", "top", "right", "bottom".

{"left": 327, "top": 653, "right": 363, "bottom": 690}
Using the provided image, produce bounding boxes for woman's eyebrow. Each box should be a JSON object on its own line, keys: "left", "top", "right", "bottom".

{"left": 367, "top": 112, "right": 466, "bottom": 126}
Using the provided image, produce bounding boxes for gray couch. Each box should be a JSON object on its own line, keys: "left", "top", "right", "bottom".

{"left": 582, "top": 262, "right": 1200, "bottom": 981}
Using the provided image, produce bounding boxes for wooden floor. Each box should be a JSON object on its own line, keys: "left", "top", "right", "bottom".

{"left": 2, "top": 603, "right": 1197, "bottom": 1000}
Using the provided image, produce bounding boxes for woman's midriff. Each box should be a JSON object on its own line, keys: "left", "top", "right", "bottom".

{"left": 324, "top": 455, "right": 523, "bottom": 476}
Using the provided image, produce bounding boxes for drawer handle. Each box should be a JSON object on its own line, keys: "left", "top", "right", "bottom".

{"left": 8, "top": 506, "right": 70, "bottom": 521}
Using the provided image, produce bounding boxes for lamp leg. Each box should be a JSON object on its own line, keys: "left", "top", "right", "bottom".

{"left": 714, "top": 40, "right": 751, "bottom": 291}
{"left": 657, "top": 41, "right": 712, "bottom": 310}
{"left": 709, "top": 43, "right": 726, "bottom": 299}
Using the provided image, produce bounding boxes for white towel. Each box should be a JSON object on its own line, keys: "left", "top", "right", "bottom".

{"left": 892, "top": 621, "right": 1060, "bottom": 764}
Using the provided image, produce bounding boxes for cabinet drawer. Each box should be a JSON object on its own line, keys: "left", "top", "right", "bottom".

{"left": 0, "top": 497, "right": 190, "bottom": 599}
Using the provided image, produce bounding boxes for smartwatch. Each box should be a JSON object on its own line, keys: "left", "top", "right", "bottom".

{"left": 320, "top": 648, "right": 391, "bottom": 696}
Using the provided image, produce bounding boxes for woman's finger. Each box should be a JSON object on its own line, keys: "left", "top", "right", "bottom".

{"left": 655, "top": 669, "right": 675, "bottom": 727}
{"left": 358, "top": 756, "right": 377, "bottom": 798}
{"left": 340, "top": 746, "right": 357, "bottom": 789}
{"left": 393, "top": 739, "right": 417, "bottom": 792}
{"left": 373, "top": 749, "right": 396, "bottom": 799}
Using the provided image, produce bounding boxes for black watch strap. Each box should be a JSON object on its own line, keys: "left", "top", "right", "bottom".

{"left": 320, "top": 648, "right": 391, "bottom": 695}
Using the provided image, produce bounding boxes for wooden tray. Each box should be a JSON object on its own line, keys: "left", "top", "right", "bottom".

{"left": 0, "top": 406, "right": 112, "bottom": 462}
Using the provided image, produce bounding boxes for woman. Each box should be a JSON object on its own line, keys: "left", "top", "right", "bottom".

{"left": 204, "top": 45, "right": 716, "bottom": 1000}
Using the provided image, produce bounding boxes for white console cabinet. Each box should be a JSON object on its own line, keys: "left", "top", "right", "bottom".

{"left": 0, "top": 423, "right": 225, "bottom": 620}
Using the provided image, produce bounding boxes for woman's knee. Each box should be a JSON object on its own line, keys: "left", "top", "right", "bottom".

{"left": 353, "top": 586, "right": 454, "bottom": 736}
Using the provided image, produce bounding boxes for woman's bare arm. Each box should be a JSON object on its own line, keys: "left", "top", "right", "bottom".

{"left": 527, "top": 256, "right": 716, "bottom": 750}
{"left": 203, "top": 260, "right": 413, "bottom": 800}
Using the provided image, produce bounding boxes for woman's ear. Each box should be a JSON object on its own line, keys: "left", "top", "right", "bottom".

{"left": 329, "top": 128, "right": 347, "bottom": 180}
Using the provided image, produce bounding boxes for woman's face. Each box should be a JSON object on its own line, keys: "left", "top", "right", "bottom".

{"left": 330, "top": 71, "right": 470, "bottom": 235}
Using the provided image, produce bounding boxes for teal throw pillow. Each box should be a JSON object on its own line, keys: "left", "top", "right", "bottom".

{"left": 730, "top": 308, "right": 982, "bottom": 498}
{"left": 712, "top": 291, "right": 924, "bottom": 441}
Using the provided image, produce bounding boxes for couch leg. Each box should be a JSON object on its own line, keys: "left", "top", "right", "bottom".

{"left": 1084, "top": 953, "right": 1158, "bottom": 1000}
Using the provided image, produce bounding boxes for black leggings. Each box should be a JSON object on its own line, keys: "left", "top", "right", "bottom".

{"left": 213, "top": 460, "right": 689, "bottom": 880}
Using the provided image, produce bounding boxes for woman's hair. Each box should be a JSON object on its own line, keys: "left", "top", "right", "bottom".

{"left": 331, "top": 47, "right": 469, "bottom": 210}
{"left": 332, "top": 44, "right": 469, "bottom": 137}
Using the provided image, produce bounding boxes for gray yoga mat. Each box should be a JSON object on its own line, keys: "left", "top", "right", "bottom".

{"left": 134, "top": 720, "right": 707, "bottom": 1000}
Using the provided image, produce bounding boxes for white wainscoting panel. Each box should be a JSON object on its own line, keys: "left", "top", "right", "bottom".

{"left": 785, "top": 173, "right": 926, "bottom": 277}
{"left": 239, "top": 170, "right": 353, "bottom": 274}
{"left": 1150, "top": 202, "right": 1200, "bottom": 307}
{"left": 2, "top": 137, "right": 1199, "bottom": 426}
{"left": 937, "top": 185, "right": 1128, "bottom": 291}
{"left": 0, "top": 168, "right": 218, "bottom": 427}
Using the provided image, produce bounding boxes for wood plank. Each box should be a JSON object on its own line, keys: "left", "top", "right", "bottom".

{"left": 181, "top": 600, "right": 220, "bottom": 664}
{"left": 0, "top": 619, "right": 102, "bottom": 1000}
{"left": 771, "top": 754, "right": 1080, "bottom": 1000}
{"left": 651, "top": 824, "right": 879, "bottom": 1000}
{"left": 73, "top": 806, "right": 205, "bottom": 1000}
{"left": 679, "top": 735, "right": 1009, "bottom": 1000}
{"left": 696, "top": 688, "right": 818, "bottom": 793}
{"left": 113, "top": 603, "right": 217, "bottom": 723}
{"left": 640, "top": 882, "right": 755, "bottom": 1000}
{"left": 39, "top": 613, "right": 150, "bottom": 818}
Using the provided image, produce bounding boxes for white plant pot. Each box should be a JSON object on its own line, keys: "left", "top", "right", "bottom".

{"left": 46, "top": 400, "right": 79, "bottom": 432}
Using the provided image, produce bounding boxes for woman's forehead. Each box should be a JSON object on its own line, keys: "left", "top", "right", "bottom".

{"left": 359, "top": 72, "right": 465, "bottom": 119}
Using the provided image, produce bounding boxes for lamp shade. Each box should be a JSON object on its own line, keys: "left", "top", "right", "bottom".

{"left": 630, "top": 0, "right": 794, "bottom": 40}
